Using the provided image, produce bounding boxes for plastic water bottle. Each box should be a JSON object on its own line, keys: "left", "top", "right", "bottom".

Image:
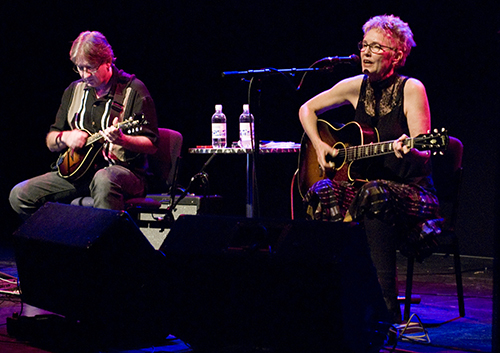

{"left": 239, "top": 104, "right": 254, "bottom": 149}
{"left": 211, "top": 104, "right": 227, "bottom": 148}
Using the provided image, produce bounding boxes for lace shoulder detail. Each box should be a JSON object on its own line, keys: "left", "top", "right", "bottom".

{"left": 363, "top": 75, "right": 407, "bottom": 117}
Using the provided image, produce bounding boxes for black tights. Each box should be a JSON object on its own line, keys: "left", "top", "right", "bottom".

{"left": 364, "top": 216, "right": 402, "bottom": 324}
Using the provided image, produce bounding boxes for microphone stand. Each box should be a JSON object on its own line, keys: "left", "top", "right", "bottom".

{"left": 221, "top": 57, "right": 358, "bottom": 218}
{"left": 160, "top": 152, "right": 217, "bottom": 229}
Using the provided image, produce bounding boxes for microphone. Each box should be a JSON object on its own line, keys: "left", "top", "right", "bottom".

{"left": 318, "top": 54, "right": 360, "bottom": 65}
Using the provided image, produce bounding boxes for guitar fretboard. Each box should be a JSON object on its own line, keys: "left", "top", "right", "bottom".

{"left": 86, "top": 133, "right": 104, "bottom": 146}
{"left": 338, "top": 139, "right": 414, "bottom": 161}
{"left": 83, "top": 119, "right": 142, "bottom": 147}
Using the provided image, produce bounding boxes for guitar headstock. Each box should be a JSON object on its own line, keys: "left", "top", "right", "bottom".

{"left": 118, "top": 113, "right": 148, "bottom": 135}
{"left": 415, "top": 128, "right": 449, "bottom": 155}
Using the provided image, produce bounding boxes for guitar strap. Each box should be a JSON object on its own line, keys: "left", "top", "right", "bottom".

{"left": 109, "top": 77, "right": 134, "bottom": 123}
{"left": 106, "top": 74, "right": 137, "bottom": 163}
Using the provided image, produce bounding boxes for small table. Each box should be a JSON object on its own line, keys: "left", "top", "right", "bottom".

{"left": 189, "top": 144, "right": 301, "bottom": 217}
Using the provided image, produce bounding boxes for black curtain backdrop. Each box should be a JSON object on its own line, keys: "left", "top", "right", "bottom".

{"left": 2, "top": 0, "right": 499, "bottom": 257}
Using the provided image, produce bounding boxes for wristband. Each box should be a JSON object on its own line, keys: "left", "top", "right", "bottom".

{"left": 55, "top": 131, "right": 64, "bottom": 145}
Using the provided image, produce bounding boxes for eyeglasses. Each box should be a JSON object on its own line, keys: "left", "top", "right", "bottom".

{"left": 73, "top": 63, "right": 101, "bottom": 75}
{"left": 358, "top": 41, "right": 395, "bottom": 54}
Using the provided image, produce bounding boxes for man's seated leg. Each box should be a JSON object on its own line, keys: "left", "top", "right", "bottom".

{"left": 9, "top": 171, "right": 80, "bottom": 220}
{"left": 90, "top": 165, "right": 145, "bottom": 210}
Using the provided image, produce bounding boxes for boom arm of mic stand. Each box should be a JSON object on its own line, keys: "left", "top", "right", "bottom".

{"left": 221, "top": 67, "right": 326, "bottom": 77}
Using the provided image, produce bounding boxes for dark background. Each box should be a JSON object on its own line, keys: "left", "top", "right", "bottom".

{"left": 1, "top": 1, "right": 498, "bottom": 257}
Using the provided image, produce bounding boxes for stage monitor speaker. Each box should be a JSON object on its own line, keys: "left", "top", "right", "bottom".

{"left": 159, "top": 215, "right": 391, "bottom": 353}
{"left": 12, "top": 202, "right": 169, "bottom": 346}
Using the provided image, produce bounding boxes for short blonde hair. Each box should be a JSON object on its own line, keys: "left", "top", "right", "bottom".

{"left": 363, "top": 15, "right": 416, "bottom": 68}
{"left": 69, "top": 31, "right": 115, "bottom": 66}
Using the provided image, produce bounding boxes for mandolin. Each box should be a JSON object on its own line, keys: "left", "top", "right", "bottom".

{"left": 56, "top": 117, "right": 146, "bottom": 181}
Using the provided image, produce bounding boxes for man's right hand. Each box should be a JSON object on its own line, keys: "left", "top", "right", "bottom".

{"left": 62, "top": 129, "right": 88, "bottom": 150}
{"left": 47, "top": 129, "right": 89, "bottom": 152}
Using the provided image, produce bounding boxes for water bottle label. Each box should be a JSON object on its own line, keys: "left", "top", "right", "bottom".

{"left": 240, "top": 122, "right": 254, "bottom": 148}
{"left": 240, "top": 122, "right": 253, "bottom": 139}
{"left": 212, "top": 123, "right": 227, "bottom": 138}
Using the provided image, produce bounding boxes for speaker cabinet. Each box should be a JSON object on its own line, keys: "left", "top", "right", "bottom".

{"left": 12, "top": 202, "right": 169, "bottom": 346}
{"left": 160, "top": 215, "right": 390, "bottom": 353}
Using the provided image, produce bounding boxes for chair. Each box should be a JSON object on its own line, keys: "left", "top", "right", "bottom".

{"left": 125, "top": 128, "right": 183, "bottom": 212}
{"left": 402, "top": 136, "right": 465, "bottom": 322}
{"left": 71, "top": 128, "right": 183, "bottom": 216}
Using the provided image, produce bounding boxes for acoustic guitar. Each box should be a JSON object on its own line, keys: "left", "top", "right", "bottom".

{"left": 297, "top": 119, "right": 448, "bottom": 199}
{"left": 56, "top": 117, "right": 146, "bottom": 181}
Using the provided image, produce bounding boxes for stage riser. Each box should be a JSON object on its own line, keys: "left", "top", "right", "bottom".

{"left": 12, "top": 204, "right": 390, "bottom": 352}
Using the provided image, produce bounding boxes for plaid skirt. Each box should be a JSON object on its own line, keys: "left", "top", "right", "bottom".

{"left": 304, "top": 178, "right": 441, "bottom": 261}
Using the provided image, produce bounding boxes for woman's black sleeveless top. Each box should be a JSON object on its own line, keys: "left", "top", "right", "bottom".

{"left": 354, "top": 74, "right": 434, "bottom": 189}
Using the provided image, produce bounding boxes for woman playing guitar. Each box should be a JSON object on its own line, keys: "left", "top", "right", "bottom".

{"left": 298, "top": 15, "right": 441, "bottom": 325}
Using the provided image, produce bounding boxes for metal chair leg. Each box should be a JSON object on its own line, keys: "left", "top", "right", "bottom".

{"left": 404, "top": 256, "right": 415, "bottom": 322}
{"left": 453, "top": 240, "right": 466, "bottom": 317}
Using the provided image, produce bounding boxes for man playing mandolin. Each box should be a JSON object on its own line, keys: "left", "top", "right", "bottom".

{"left": 299, "top": 15, "right": 441, "bottom": 324}
{"left": 10, "top": 31, "right": 159, "bottom": 219}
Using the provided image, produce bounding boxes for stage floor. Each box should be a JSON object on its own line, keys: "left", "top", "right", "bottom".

{"left": 0, "top": 238, "right": 493, "bottom": 353}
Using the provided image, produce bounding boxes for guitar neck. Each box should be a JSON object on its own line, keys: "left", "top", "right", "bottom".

{"left": 85, "top": 133, "right": 104, "bottom": 146}
{"left": 341, "top": 138, "right": 414, "bottom": 162}
{"left": 83, "top": 120, "right": 135, "bottom": 147}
